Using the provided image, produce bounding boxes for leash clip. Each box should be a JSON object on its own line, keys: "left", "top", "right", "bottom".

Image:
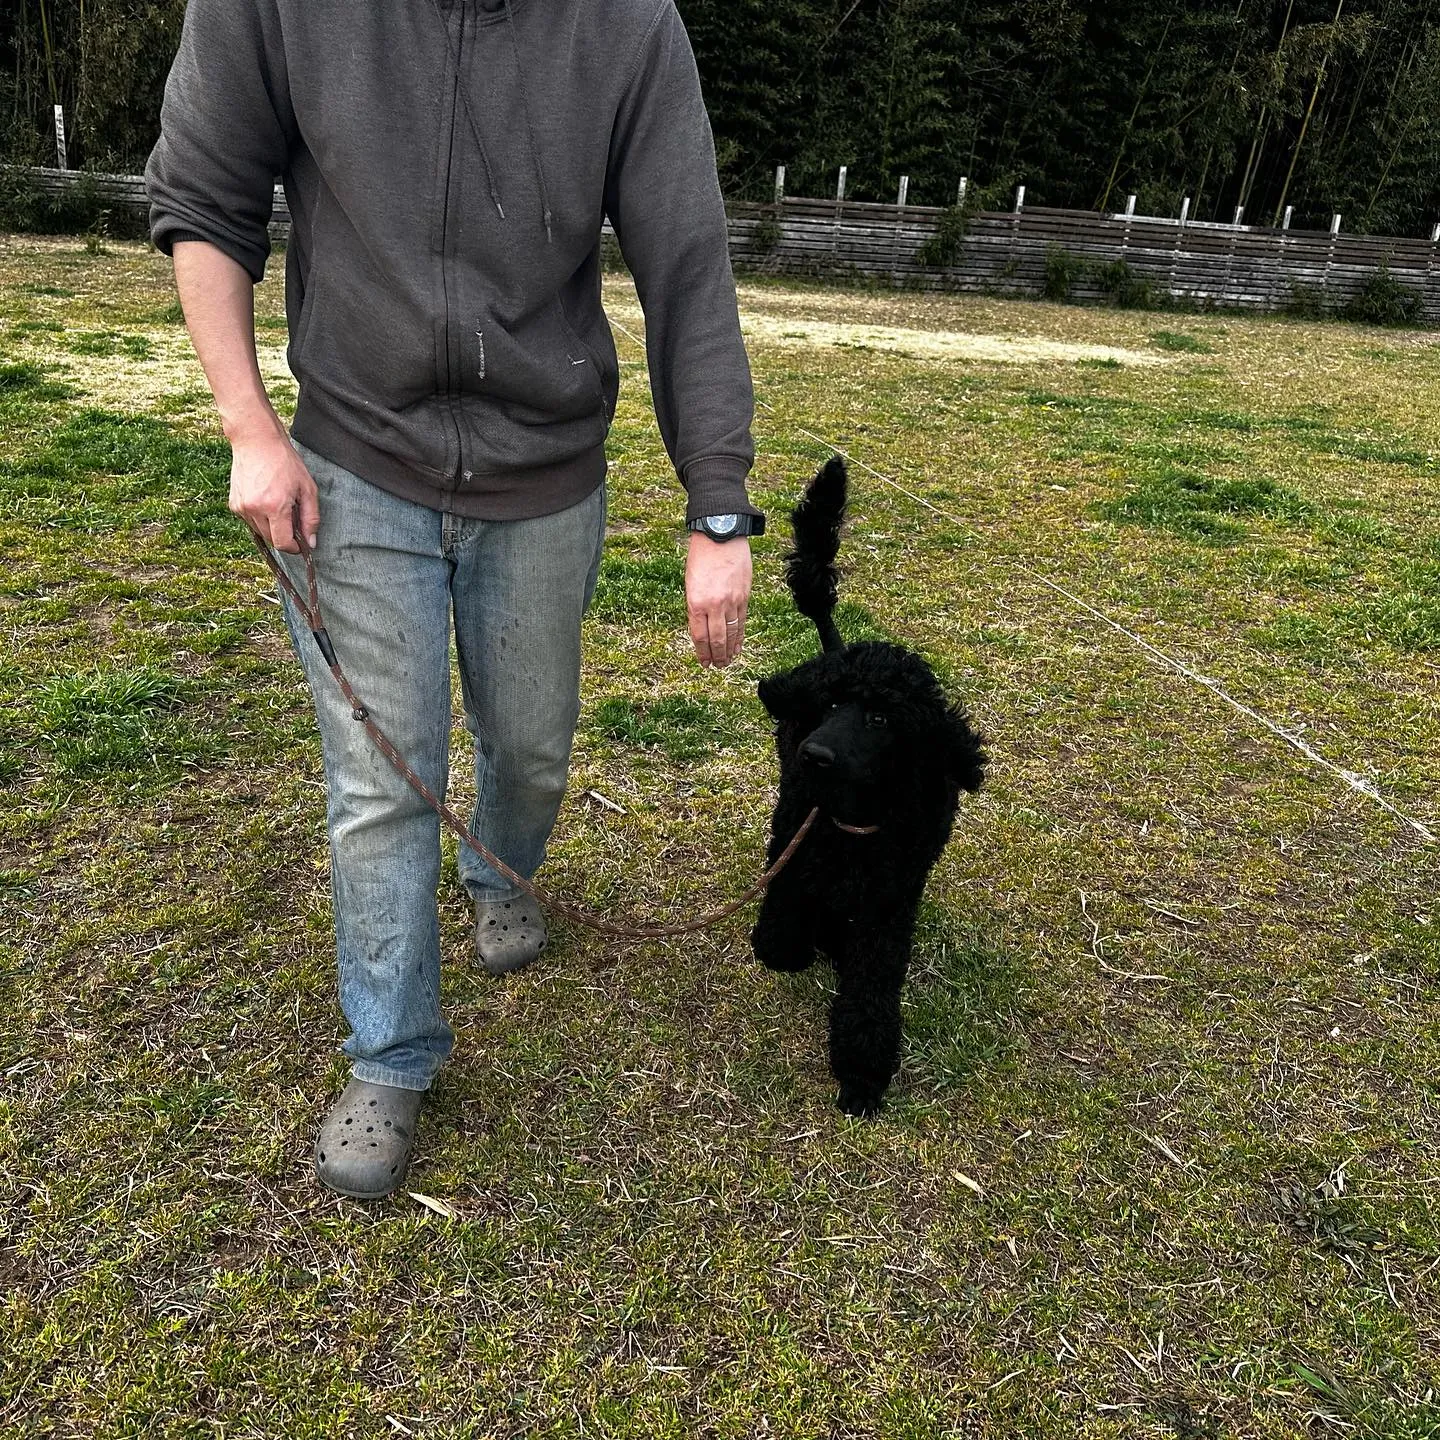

{"left": 310, "top": 626, "right": 338, "bottom": 667}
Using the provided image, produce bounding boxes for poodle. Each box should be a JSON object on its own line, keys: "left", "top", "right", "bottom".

{"left": 750, "top": 457, "right": 987, "bottom": 1116}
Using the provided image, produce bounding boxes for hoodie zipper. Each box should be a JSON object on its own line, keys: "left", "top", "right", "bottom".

{"left": 437, "top": 4, "right": 466, "bottom": 487}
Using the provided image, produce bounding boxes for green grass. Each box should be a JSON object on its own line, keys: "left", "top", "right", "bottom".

{"left": 1093, "top": 465, "right": 1314, "bottom": 543}
{"left": 29, "top": 665, "right": 207, "bottom": 776}
{"left": 64, "top": 329, "right": 154, "bottom": 361}
{"left": 591, "top": 694, "right": 741, "bottom": 761}
{"left": 1, "top": 237, "right": 1438, "bottom": 1439}
{"left": 1150, "top": 330, "right": 1215, "bottom": 355}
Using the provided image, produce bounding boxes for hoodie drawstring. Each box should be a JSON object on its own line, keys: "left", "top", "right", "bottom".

{"left": 426, "top": 0, "right": 506, "bottom": 221}
{"left": 503, "top": 0, "right": 555, "bottom": 244}
{"left": 425, "top": 0, "right": 554, "bottom": 243}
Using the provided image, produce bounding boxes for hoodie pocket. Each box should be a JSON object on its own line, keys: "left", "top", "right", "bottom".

{"left": 553, "top": 296, "right": 608, "bottom": 417}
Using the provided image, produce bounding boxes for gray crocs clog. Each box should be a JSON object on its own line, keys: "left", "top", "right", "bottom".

{"left": 315, "top": 1078, "right": 423, "bottom": 1200}
{"left": 475, "top": 895, "right": 548, "bottom": 976}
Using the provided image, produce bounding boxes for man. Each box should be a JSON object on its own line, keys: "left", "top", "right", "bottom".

{"left": 146, "top": 0, "right": 764, "bottom": 1200}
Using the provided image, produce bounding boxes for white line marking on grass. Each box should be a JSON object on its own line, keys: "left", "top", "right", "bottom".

{"left": 606, "top": 315, "right": 1435, "bottom": 845}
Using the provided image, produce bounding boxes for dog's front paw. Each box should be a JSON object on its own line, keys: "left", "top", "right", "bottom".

{"left": 836, "top": 1085, "right": 885, "bottom": 1118}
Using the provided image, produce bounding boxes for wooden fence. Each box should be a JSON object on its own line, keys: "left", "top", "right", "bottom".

{"left": 9, "top": 166, "right": 1440, "bottom": 322}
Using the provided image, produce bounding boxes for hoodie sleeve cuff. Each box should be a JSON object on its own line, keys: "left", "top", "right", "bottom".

{"left": 682, "top": 456, "right": 761, "bottom": 525}
{"left": 150, "top": 213, "right": 270, "bottom": 284}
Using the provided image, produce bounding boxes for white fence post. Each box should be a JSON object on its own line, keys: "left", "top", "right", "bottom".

{"left": 774, "top": 166, "right": 785, "bottom": 204}
{"left": 1170, "top": 197, "right": 1189, "bottom": 298}
{"left": 1330, "top": 213, "right": 1342, "bottom": 234}
{"left": 1432, "top": 222, "right": 1440, "bottom": 243}
{"left": 1233, "top": 205, "right": 1244, "bottom": 227}
{"left": 897, "top": 175, "right": 909, "bottom": 208}
{"left": 54, "top": 105, "right": 67, "bottom": 171}
{"left": 1283, "top": 205, "right": 1294, "bottom": 230}
{"left": 1124, "top": 194, "right": 1137, "bottom": 217}
{"left": 956, "top": 176, "right": 968, "bottom": 208}
{"left": 836, "top": 166, "right": 847, "bottom": 202}
{"left": 1014, "top": 184, "right": 1026, "bottom": 212}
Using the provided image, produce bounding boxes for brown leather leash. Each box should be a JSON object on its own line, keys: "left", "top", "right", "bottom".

{"left": 248, "top": 526, "right": 818, "bottom": 940}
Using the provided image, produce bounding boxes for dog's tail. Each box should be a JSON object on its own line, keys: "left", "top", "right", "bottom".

{"left": 784, "top": 456, "right": 847, "bottom": 654}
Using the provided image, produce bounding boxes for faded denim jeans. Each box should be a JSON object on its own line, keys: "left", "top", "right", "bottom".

{"left": 277, "top": 440, "right": 605, "bottom": 1091}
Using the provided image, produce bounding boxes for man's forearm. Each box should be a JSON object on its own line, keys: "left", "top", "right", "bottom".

{"left": 173, "top": 239, "right": 318, "bottom": 553}
{"left": 173, "top": 239, "right": 286, "bottom": 446}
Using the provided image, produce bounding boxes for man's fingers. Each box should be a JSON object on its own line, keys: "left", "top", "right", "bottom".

{"left": 689, "top": 608, "right": 715, "bottom": 667}
{"left": 722, "top": 609, "right": 746, "bottom": 665}
{"left": 269, "top": 502, "right": 299, "bottom": 554}
{"left": 297, "top": 473, "right": 321, "bottom": 551}
{"left": 705, "top": 609, "right": 732, "bottom": 667}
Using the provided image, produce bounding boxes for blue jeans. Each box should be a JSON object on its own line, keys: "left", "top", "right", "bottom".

{"left": 278, "top": 441, "right": 606, "bottom": 1091}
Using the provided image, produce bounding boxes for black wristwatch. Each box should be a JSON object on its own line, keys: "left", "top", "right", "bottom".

{"left": 688, "top": 512, "right": 766, "bottom": 542}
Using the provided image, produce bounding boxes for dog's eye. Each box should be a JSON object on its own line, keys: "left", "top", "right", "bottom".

{"left": 865, "top": 711, "right": 888, "bottom": 728}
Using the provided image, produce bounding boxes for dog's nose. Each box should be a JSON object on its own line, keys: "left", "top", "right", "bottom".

{"left": 800, "top": 739, "right": 836, "bottom": 768}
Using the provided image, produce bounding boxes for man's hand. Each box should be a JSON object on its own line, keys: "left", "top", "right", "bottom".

{"left": 686, "top": 532, "right": 752, "bottom": 667}
{"left": 230, "top": 426, "right": 320, "bottom": 553}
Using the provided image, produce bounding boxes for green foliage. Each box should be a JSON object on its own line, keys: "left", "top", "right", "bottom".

{"left": 750, "top": 213, "right": 782, "bottom": 256}
{"left": 915, "top": 204, "right": 969, "bottom": 269}
{"left": 1041, "top": 251, "right": 1165, "bottom": 310}
{"left": 1092, "top": 259, "right": 1156, "bottom": 310}
{"left": 0, "top": 168, "right": 108, "bottom": 236}
{"left": 1343, "top": 265, "right": 1424, "bottom": 327}
{"left": 1043, "top": 246, "right": 1085, "bottom": 301}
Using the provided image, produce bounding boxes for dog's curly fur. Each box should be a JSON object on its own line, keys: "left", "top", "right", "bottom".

{"left": 751, "top": 457, "right": 987, "bottom": 1116}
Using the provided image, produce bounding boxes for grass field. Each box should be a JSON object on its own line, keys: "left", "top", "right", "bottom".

{"left": 1, "top": 234, "right": 1438, "bottom": 1439}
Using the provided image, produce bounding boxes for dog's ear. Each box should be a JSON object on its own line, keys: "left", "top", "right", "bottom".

{"left": 757, "top": 669, "right": 811, "bottom": 722}
{"left": 941, "top": 707, "right": 987, "bottom": 792}
{"left": 754, "top": 668, "right": 823, "bottom": 725}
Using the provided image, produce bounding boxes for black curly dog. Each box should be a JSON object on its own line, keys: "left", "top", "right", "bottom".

{"left": 750, "top": 457, "right": 987, "bottom": 1116}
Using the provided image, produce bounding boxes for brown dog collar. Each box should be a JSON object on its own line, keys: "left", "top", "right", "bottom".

{"left": 831, "top": 818, "right": 881, "bottom": 835}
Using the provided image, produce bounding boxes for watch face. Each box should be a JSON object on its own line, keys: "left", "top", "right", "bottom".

{"left": 706, "top": 514, "right": 740, "bottom": 536}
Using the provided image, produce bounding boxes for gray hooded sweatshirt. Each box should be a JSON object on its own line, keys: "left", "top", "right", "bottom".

{"left": 145, "top": 0, "right": 757, "bottom": 523}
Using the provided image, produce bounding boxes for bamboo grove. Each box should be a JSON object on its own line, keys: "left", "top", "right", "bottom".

{"left": 4, "top": 0, "right": 1439, "bottom": 235}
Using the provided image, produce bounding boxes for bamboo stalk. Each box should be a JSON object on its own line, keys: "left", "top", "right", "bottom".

{"left": 1096, "top": 14, "right": 1174, "bottom": 213}
{"left": 1272, "top": 0, "right": 1347, "bottom": 226}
